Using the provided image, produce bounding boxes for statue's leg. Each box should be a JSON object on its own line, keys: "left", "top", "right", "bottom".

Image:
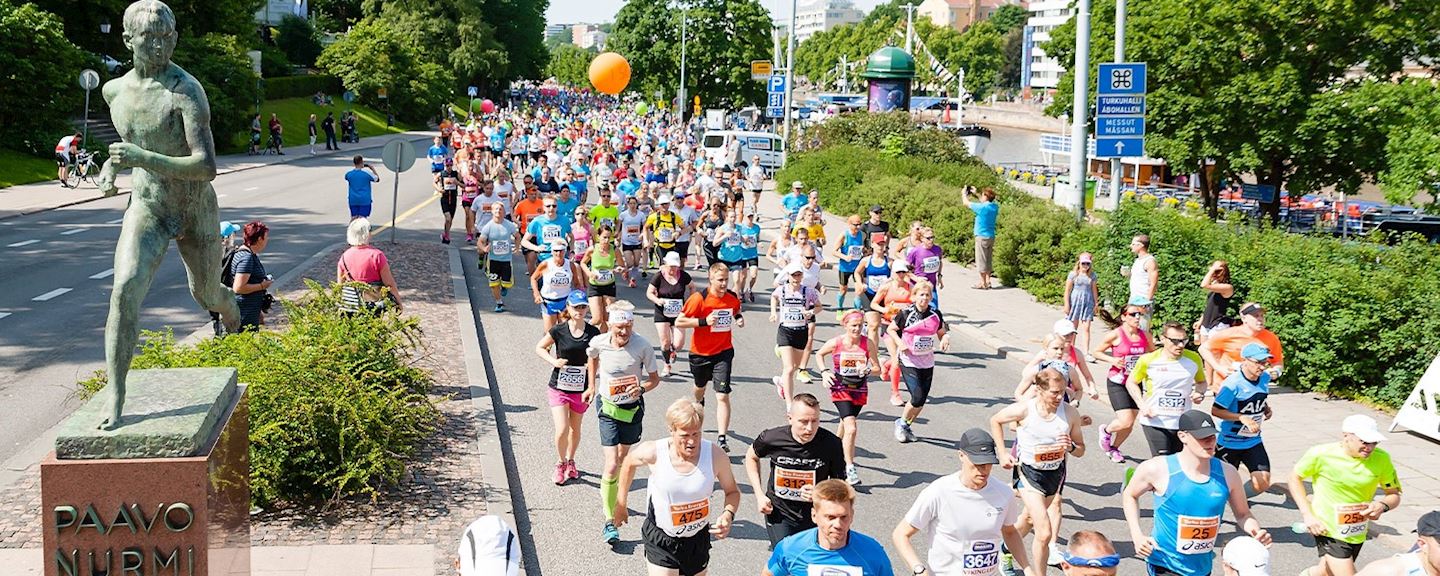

{"left": 102, "top": 209, "right": 170, "bottom": 430}
{"left": 177, "top": 211, "right": 240, "bottom": 332}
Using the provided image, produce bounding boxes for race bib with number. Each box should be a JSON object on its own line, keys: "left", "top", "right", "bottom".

{"left": 549, "top": 270, "right": 571, "bottom": 287}
{"left": 922, "top": 256, "right": 941, "bottom": 273}
{"left": 605, "top": 374, "right": 640, "bottom": 404}
{"left": 838, "top": 352, "right": 866, "bottom": 378}
{"left": 573, "top": 238, "right": 589, "bottom": 254}
{"left": 846, "top": 245, "right": 863, "bottom": 260}
{"left": 663, "top": 299, "right": 683, "bottom": 318}
{"left": 742, "top": 234, "right": 758, "bottom": 248}
{"left": 600, "top": 218, "right": 615, "bottom": 229}
{"left": 773, "top": 467, "right": 816, "bottom": 501}
{"left": 1031, "top": 443, "right": 1067, "bottom": 469}
{"left": 781, "top": 305, "right": 806, "bottom": 327}
{"left": 1176, "top": 515, "right": 1220, "bottom": 555}
{"left": 959, "top": 540, "right": 1001, "bottom": 576}
{"left": 1334, "top": 503, "right": 1370, "bottom": 539}
{"left": 656, "top": 227, "right": 676, "bottom": 243}
{"left": 491, "top": 240, "right": 513, "bottom": 256}
{"left": 594, "top": 269, "right": 614, "bottom": 283}
{"left": 624, "top": 225, "right": 642, "bottom": 241}
{"left": 712, "top": 309, "right": 734, "bottom": 333}
{"left": 555, "top": 365, "right": 586, "bottom": 392}
{"left": 725, "top": 235, "right": 741, "bottom": 247}
{"left": 1237, "top": 413, "right": 1264, "bottom": 437}
{"left": 911, "top": 335, "right": 936, "bottom": 354}
{"left": 1154, "top": 390, "right": 1188, "bottom": 416}
{"left": 669, "top": 500, "right": 710, "bottom": 536}
{"left": 542, "top": 224, "right": 562, "bottom": 243}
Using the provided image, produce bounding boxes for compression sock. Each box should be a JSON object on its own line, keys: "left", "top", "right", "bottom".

{"left": 601, "top": 476, "right": 619, "bottom": 519}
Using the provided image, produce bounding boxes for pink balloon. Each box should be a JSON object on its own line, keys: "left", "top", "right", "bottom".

{"left": 480, "top": 99, "right": 495, "bottom": 114}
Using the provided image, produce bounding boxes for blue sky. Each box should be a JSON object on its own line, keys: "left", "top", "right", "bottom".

{"left": 545, "top": 0, "right": 887, "bottom": 26}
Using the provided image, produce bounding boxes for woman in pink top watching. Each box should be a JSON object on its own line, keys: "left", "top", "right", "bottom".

{"left": 337, "top": 217, "right": 403, "bottom": 312}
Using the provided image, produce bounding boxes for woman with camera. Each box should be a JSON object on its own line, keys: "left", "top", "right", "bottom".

{"left": 230, "top": 221, "right": 274, "bottom": 331}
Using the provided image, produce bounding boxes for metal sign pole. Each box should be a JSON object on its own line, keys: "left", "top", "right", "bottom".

{"left": 390, "top": 170, "right": 400, "bottom": 244}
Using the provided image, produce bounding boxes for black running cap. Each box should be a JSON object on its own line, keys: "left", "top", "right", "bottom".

{"left": 956, "top": 428, "right": 1000, "bottom": 465}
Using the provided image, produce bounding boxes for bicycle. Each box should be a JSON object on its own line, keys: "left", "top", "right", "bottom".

{"left": 247, "top": 131, "right": 262, "bottom": 155}
{"left": 265, "top": 132, "right": 284, "bottom": 155}
{"left": 66, "top": 150, "right": 100, "bottom": 188}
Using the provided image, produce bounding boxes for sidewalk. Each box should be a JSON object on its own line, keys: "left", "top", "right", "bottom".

{"left": 754, "top": 185, "right": 1440, "bottom": 547}
{"left": 0, "top": 130, "right": 436, "bottom": 221}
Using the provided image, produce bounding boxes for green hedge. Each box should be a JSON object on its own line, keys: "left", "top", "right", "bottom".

{"left": 1087, "top": 202, "right": 1440, "bottom": 407}
{"left": 82, "top": 282, "right": 440, "bottom": 506}
{"left": 265, "top": 74, "right": 343, "bottom": 100}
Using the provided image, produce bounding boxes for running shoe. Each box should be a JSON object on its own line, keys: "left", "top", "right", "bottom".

{"left": 565, "top": 459, "right": 579, "bottom": 480}
{"left": 1001, "top": 552, "right": 1017, "bottom": 576}
{"left": 747, "top": 291, "right": 755, "bottom": 303}
{"left": 602, "top": 521, "right": 620, "bottom": 544}
{"left": 845, "top": 464, "right": 860, "bottom": 486}
{"left": 553, "top": 461, "right": 567, "bottom": 485}
{"left": 466, "top": 233, "right": 475, "bottom": 244}
{"left": 890, "top": 391, "right": 905, "bottom": 407}
{"left": 893, "top": 418, "right": 908, "bottom": 442}
{"left": 1048, "top": 543, "right": 1065, "bottom": 566}
{"left": 661, "top": 364, "right": 672, "bottom": 378}
{"left": 899, "top": 419, "right": 917, "bottom": 443}
{"left": 493, "top": 303, "right": 503, "bottom": 313}
{"left": 797, "top": 369, "right": 815, "bottom": 383}
{"left": 1098, "top": 423, "right": 1114, "bottom": 454}
{"left": 1085, "top": 353, "right": 1097, "bottom": 363}
{"left": 1108, "top": 448, "right": 1125, "bottom": 464}
{"left": 717, "top": 435, "right": 731, "bottom": 454}
{"left": 441, "top": 232, "right": 451, "bottom": 244}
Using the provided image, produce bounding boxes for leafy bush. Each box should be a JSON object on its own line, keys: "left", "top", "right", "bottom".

{"left": 258, "top": 44, "right": 292, "bottom": 79}
{"left": 802, "top": 111, "right": 985, "bottom": 165}
{"left": 81, "top": 282, "right": 439, "bottom": 507}
{"left": 993, "top": 202, "right": 1084, "bottom": 303}
{"left": 265, "top": 74, "right": 343, "bottom": 100}
{"left": 1092, "top": 202, "right": 1440, "bottom": 407}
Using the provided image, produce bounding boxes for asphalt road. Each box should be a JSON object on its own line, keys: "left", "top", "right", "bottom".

{"left": 0, "top": 148, "right": 440, "bottom": 466}
{"left": 462, "top": 213, "right": 1407, "bottom": 576}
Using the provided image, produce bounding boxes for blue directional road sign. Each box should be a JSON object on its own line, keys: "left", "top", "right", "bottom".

{"left": 1095, "top": 137, "right": 1144, "bottom": 158}
{"left": 767, "top": 93, "right": 784, "bottom": 108}
{"left": 1097, "top": 117, "right": 1145, "bottom": 137}
{"left": 767, "top": 74, "right": 787, "bottom": 94}
{"left": 1240, "top": 183, "right": 1277, "bottom": 203}
{"left": 1098, "top": 63, "right": 1147, "bottom": 95}
{"left": 467, "top": 85, "right": 478, "bottom": 97}
{"left": 766, "top": 107, "right": 784, "bottom": 118}
{"left": 1096, "top": 95, "right": 1145, "bottom": 116}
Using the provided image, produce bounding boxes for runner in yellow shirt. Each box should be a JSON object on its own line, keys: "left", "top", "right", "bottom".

{"left": 1290, "top": 415, "right": 1403, "bottom": 576}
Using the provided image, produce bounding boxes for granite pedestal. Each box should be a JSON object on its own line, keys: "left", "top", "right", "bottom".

{"left": 41, "top": 368, "right": 250, "bottom": 576}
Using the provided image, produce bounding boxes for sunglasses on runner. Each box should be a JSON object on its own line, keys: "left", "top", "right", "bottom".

{"left": 1164, "top": 336, "right": 1188, "bottom": 346}
{"left": 544, "top": 203, "right": 556, "bottom": 208}
{"left": 1126, "top": 312, "right": 1144, "bottom": 318}
{"left": 1059, "top": 552, "right": 1121, "bottom": 568}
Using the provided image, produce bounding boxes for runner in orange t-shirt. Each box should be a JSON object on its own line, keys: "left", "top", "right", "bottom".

{"left": 513, "top": 186, "right": 545, "bottom": 272}
{"left": 676, "top": 263, "right": 746, "bottom": 453}
{"left": 1200, "top": 301, "right": 1285, "bottom": 386}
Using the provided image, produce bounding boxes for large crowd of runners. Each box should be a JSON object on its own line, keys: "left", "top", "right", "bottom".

{"left": 413, "top": 86, "right": 1432, "bottom": 576}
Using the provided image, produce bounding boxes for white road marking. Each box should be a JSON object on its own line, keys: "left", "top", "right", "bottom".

{"left": 60, "top": 228, "right": 87, "bottom": 236}
{"left": 243, "top": 187, "right": 258, "bottom": 191}
{"left": 0, "top": 312, "right": 10, "bottom": 320}
{"left": 90, "top": 268, "right": 115, "bottom": 279}
{"left": 7, "top": 239, "right": 39, "bottom": 247}
{"left": 32, "top": 288, "right": 72, "bottom": 302}
{"left": 217, "top": 194, "right": 228, "bottom": 198}
{"left": 107, "top": 218, "right": 125, "bottom": 224}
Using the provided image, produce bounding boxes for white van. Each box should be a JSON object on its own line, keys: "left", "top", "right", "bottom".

{"left": 701, "top": 130, "right": 785, "bottom": 171}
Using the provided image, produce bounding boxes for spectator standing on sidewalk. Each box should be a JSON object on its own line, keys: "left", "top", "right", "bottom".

{"left": 965, "top": 186, "right": 999, "bottom": 290}
{"left": 230, "top": 221, "right": 274, "bottom": 331}
{"left": 1123, "top": 234, "right": 1158, "bottom": 332}
{"left": 307, "top": 114, "right": 317, "bottom": 154}
{"left": 343, "top": 155, "right": 380, "bottom": 220}
{"left": 1063, "top": 253, "right": 1099, "bottom": 357}
{"left": 321, "top": 112, "right": 338, "bottom": 150}
{"left": 337, "top": 217, "right": 403, "bottom": 313}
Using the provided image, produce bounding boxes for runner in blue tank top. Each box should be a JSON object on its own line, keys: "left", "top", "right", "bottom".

{"left": 1124, "top": 410, "right": 1270, "bottom": 576}
{"left": 830, "top": 215, "right": 868, "bottom": 310}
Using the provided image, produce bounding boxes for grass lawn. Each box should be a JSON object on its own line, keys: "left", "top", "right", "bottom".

{"left": 0, "top": 148, "right": 58, "bottom": 188}
{"left": 233, "top": 97, "right": 421, "bottom": 150}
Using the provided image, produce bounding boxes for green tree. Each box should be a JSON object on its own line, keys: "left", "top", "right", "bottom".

{"left": 1377, "top": 80, "right": 1440, "bottom": 208}
{"left": 996, "top": 27, "right": 1025, "bottom": 90}
{"left": 0, "top": 0, "right": 90, "bottom": 153}
{"left": 276, "top": 14, "right": 323, "bottom": 67}
{"left": 607, "top": 0, "right": 773, "bottom": 110}
{"left": 796, "top": 12, "right": 1006, "bottom": 97}
{"left": 546, "top": 43, "right": 595, "bottom": 88}
{"left": 50, "top": 0, "right": 262, "bottom": 59}
{"left": 173, "top": 33, "right": 263, "bottom": 152}
{"left": 1044, "top": 0, "right": 1440, "bottom": 219}
{"left": 988, "top": 3, "right": 1027, "bottom": 34}
{"left": 318, "top": 17, "right": 456, "bottom": 123}
{"left": 358, "top": 0, "right": 546, "bottom": 93}
{"left": 311, "top": 0, "right": 363, "bottom": 31}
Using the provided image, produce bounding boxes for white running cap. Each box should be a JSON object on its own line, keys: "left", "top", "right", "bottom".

{"left": 1341, "top": 414, "right": 1386, "bottom": 443}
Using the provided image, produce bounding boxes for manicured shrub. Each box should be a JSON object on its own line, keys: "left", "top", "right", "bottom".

{"left": 81, "top": 281, "right": 439, "bottom": 507}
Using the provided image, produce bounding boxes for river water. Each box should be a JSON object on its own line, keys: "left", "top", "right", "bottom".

{"left": 980, "top": 125, "right": 1055, "bottom": 167}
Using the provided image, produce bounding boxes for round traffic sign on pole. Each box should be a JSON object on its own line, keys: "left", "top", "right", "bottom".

{"left": 381, "top": 140, "right": 416, "bottom": 173}
{"left": 78, "top": 69, "right": 100, "bottom": 91}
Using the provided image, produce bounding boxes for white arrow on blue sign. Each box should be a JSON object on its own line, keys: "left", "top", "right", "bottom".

{"left": 1098, "top": 63, "right": 1147, "bottom": 96}
{"left": 467, "top": 86, "right": 478, "bottom": 97}
{"left": 1097, "top": 117, "right": 1145, "bottom": 137}
{"left": 767, "top": 93, "right": 784, "bottom": 107}
{"left": 1096, "top": 137, "right": 1144, "bottom": 158}
{"left": 767, "top": 74, "right": 787, "bottom": 93}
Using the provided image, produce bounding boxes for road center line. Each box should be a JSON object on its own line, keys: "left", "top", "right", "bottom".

{"left": 60, "top": 228, "right": 87, "bottom": 236}
{"left": 243, "top": 186, "right": 258, "bottom": 191}
{"left": 90, "top": 268, "right": 115, "bottom": 279}
{"left": 6, "top": 239, "right": 39, "bottom": 247}
{"left": 107, "top": 218, "right": 125, "bottom": 224}
{"left": 0, "top": 312, "right": 10, "bottom": 320}
{"left": 32, "top": 288, "right": 72, "bottom": 302}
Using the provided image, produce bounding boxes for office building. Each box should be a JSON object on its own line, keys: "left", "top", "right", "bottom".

{"left": 794, "top": 0, "right": 865, "bottom": 44}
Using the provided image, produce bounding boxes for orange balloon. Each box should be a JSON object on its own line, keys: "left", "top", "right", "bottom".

{"left": 588, "top": 52, "right": 631, "bottom": 95}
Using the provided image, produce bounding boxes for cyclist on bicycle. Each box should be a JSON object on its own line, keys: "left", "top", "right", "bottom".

{"left": 249, "top": 114, "right": 262, "bottom": 154}
{"left": 268, "top": 113, "right": 285, "bottom": 155}
{"left": 56, "top": 132, "right": 82, "bottom": 187}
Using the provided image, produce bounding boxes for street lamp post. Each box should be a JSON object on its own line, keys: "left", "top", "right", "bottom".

{"left": 783, "top": 0, "right": 796, "bottom": 163}
{"left": 1065, "top": 0, "right": 1092, "bottom": 218}
{"left": 679, "top": 8, "right": 688, "bottom": 120}
{"left": 1109, "top": 0, "right": 1127, "bottom": 202}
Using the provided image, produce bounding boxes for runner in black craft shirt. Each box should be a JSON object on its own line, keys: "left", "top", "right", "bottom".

{"left": 744, "top": 393, "right": 847, "bottom": 548}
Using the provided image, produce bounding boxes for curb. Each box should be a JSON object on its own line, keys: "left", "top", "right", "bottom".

{"left": 0, "top": 133, "right": 434, "bottom": 223}
{"left": 446, "top": 246, "right": 530, "bottom": 575}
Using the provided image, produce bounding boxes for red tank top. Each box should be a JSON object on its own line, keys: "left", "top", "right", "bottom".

{"left": 830, "top": 336, "right": 871, "bottom": 389}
